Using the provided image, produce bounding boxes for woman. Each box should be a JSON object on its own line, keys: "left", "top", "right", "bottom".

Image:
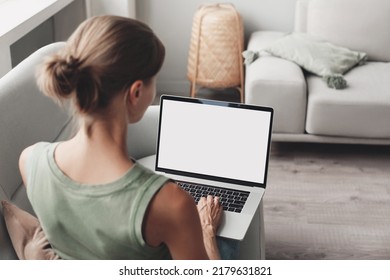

{"left": 18, "top": 15, "right": 222, "bottom": 260}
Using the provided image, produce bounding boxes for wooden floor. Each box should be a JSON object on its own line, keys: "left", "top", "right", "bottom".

{"left": 153, "top": 92, "right": 390, "bottom": 259}
{"left": 264, "top": 142, "right": 390, "bottom": 260}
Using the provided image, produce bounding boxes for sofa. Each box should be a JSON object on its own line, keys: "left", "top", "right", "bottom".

{"left": 0, "top": 42, "right": 264, "bottom": 259}
{"left": 245, "top": 0, "right": 390, "bottom": 145}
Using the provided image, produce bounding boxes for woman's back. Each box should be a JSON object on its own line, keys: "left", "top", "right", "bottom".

{"left": 26, "top": 142, "right": 171, "bottom": 259}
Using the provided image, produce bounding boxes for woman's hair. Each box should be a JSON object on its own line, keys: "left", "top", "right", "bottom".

{"left": 37, "top": 16, "right": 165, "bottom": 114}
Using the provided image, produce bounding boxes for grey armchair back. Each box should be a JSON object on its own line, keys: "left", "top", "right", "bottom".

{"left": 0, "top": 42, "right": 160, "bottom": 259}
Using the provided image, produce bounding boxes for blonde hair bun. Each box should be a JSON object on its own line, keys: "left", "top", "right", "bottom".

{"left": 37, "top": 16, "right": 165, "bottom": 115}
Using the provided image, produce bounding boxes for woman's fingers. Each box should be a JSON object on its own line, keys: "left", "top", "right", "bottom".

{"left": 196, "top": 195, "right": 222, "bottom": 230}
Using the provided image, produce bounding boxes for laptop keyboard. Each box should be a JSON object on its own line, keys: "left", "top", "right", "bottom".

{"left": 176, "top": 180, "right": 249, "bottom": 213}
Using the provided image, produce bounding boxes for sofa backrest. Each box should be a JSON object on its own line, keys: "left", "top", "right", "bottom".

{"left": 294, "top": 0, "right": 390, "bottom": 62}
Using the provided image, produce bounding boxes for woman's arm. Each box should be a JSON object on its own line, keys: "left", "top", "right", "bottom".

{"left": 144, "top": 182, "right": 221, "bottom": 259}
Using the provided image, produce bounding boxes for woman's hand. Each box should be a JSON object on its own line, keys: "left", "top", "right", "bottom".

{"left": 196, "top": 195, "right": 223, "bottom": 260}
{"left": 197, "top": 195, "right": 223, "bottom": 234}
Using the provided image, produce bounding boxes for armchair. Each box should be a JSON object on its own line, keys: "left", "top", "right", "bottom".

{"left": 0, "top": 43, "right": 264, "bottom": 259}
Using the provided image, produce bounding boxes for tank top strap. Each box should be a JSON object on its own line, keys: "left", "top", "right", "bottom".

{"left": 25, "top": 142, "right": 56, "bottom": 200}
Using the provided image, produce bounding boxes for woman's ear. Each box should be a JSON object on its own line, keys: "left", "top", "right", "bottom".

{"left": 127, "top": 80, "right": 143, "bottom": 106}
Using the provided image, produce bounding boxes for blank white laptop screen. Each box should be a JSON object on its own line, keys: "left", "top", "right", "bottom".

{"left": 156, "top": 96, "right": 273, "bottom": 188}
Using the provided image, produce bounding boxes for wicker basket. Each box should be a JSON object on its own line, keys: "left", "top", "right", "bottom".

{"left": 187, "top": 3, "right": 244, "bottom": 102}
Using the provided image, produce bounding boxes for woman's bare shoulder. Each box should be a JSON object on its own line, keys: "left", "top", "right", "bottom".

{"left": 19, "top": 144, "right": 38, "bottom": 186}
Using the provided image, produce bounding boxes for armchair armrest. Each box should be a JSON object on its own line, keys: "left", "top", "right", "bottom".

{"left": 126, "top": 105, "right": 160, "bottom": 160}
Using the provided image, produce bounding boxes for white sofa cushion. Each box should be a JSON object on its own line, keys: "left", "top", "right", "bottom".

{"left": 306, "top": 62, "right": 390, "bottom": 138}
{"left": 305, "top": 0, "right": 390, "bottom": 62}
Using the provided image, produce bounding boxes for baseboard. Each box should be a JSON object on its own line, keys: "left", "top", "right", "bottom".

{"left": 272, "top": 133, "right": 390, "bottom": 146}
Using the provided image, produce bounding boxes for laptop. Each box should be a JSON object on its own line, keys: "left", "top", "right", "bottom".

{"left": 140, "top": 95, "right": 273, "bottom": 240}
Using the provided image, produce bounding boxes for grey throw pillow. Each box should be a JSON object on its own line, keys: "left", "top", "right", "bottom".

{"left": 243, "top": 33, "right": 367, "bottom": 89}
{"left": 265, "top": 33, "right": 367, "bottom": 89}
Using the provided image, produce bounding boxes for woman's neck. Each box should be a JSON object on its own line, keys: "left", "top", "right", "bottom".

{"left": 76, "top": 116, "right": 129, "bottom": 155}
{"left": 75, "top": 94, "right": 130, "bottom": 156}
{"left": 54, "top": 108, "right": 134, "bottom": 185}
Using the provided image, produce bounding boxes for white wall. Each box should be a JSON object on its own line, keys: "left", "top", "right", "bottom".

{"left": 86, "top": 0, "right": 136, "bottom": 18}
{"left": 136, "top": 0, "right": 298, "bottom": 95}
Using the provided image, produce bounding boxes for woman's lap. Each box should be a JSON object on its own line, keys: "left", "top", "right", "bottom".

{"left": 216, "top": 236, "right": 240, "bottom": 260}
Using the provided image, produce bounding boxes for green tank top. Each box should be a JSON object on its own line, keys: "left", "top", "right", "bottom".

{"left": 26, "top": 142, "right": 171, "bottom": 259}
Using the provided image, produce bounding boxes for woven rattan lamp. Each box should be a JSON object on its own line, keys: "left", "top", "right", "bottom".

{"left": 187, "top": 3, "right": 244, "bottom": 102}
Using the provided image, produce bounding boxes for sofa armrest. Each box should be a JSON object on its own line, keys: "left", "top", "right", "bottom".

{"left": 245, "top": 31, "right": 305, "bottom": 85}
{"left": 126, "top": 105, "right": 160, "bottom": 160}
{"left": 245, "top": 31, "right": 307, "bottom": 133}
